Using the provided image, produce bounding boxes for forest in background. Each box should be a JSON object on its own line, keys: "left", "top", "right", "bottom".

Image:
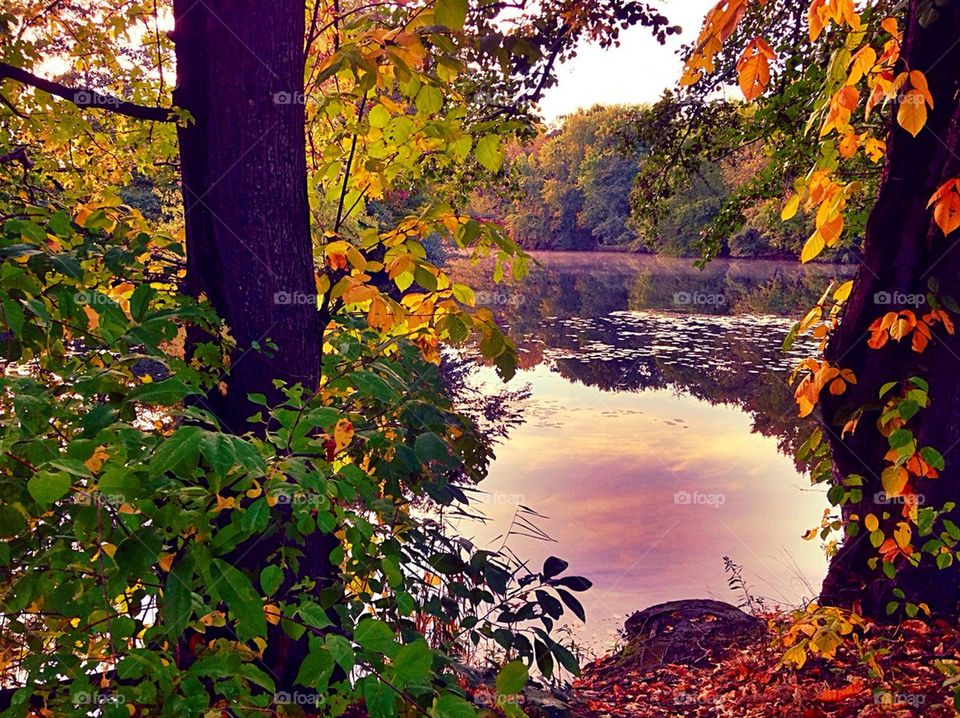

{"left": 471, "top": 103, "right": 859, "bottom": 260}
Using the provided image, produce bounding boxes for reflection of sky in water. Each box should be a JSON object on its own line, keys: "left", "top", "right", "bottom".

{"left": 448, "top": 265, "right": 836, "bottom": 651}
{"left": 462, "top": 363, "right": 828, "bottom": 650}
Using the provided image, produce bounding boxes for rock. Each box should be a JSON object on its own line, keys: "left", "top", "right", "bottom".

{"left": 611, "top": 599, "right": 765, "bottom": 672}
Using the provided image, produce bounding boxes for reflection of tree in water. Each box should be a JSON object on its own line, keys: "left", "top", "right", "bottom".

{"left": 450, "top": 254, "right": 849, "bottom": 461}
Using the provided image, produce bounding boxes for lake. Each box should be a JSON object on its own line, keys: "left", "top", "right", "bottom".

{"left": 447, "top": 251, "right": 855, "bottom": 652}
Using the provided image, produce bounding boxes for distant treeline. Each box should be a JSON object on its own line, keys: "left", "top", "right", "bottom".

{"left": 470, "top": 105, "right": 811, "bottom": 259}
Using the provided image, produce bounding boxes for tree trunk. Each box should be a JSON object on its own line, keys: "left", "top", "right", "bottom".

{"left": 820, "top": 1, "right": 960, "bottom": 617}
{"left": 171, "top": 0, "right": 336, "bottom": 693}
{"left": 172, "top": 0, "right": 319, "bottom": 432}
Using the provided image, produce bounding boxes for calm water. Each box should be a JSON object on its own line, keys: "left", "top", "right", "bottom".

{"left": 448, "top": 252, "right": 855, "bottom": 650}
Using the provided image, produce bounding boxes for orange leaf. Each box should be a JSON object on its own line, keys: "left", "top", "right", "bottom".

{"left": 737, "top": 37, "right": 775, "bottom": 102}
{"left": 817, "top": 678, "right": 865, "bottom": 702}
{"left": 847, "top": 46, "right": 876, "bottom": 85}
{"left": 334, "top": 418, "right": 354, "bottom": 451}
{"left": 927, "top": 179, "right": 960, "bottom": 236}
{"left": 909, "top": 70, "right": 934, "bottom": 107}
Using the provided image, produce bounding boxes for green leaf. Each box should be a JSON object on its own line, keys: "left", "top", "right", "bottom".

{"left": 0, "top": 506, "right": 27, "bottom": 537}
{"left": 127, "top": 377, "right": 199, "bottom": 406}
{"left": 434, "top": 0, "right": 468, "bottom": 29}
{"left": 393, "top": 639, "right": 433, "bottom": 685}
{"left": 431, "top": 694, "right": 476, "bottom": 718}
{"left": 354, "top": 618, "right": 398, "bottom": 656}
{"left": 260, "top": 565, "right": 283, "bottom": 596}
{"left": 415, "top": 432, "right": 449, "bottom": 464}
{"left": 295, "top": 636, "right": 335, "bottom": 689}
{"left": 415, "top": 86, "right": 443, "bottom": 115}
{"left": 27, "top": 471, "right": 72, "bottom": 504}
{"left": 149, "top": 426, "right": 203, "bottom": 478}
{"left": 362, "top": 676, "right": 398, "bottom": 718}
{"left": 241, "top": 497, "right": 270, "bottom": 533}
{"left": 201, "top": 432, "right": 237, "bottom": 478}
{"left": 298, "top": 601, "right": 333, "bottom": 629}
{"left": 2, "top": 299, "right": 24, "bottom": 337}
{"left": 921, "top": 446, "right": 945, "bottom": 471}
{"left": 368, "top": 104, "right": 391, "bottom": 128}
{"left": 210, "top": 559, "right": 266, "bottom": 640}
{"left": 495, "top": 660, "right": 528, "bottom": 695}
{"left": 475, "top": 135, "right": 504, "bottom": 172}
{"left": 164, "top": 556, "right": 194, "bottom": 637}
{"left": 551, "top": 641, "right": 581, "bottom": 676}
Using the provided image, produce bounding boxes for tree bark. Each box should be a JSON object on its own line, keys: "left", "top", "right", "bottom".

{"left": 172, "top": 0, "right": 319, "bottom": 432}
{"left": 171, "top": 0, "right": 337, "bottom": 693}
{"left": 820, "top": 1, "right": 960, "bottom": 617}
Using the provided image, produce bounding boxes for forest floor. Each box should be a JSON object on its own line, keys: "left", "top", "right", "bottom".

{"left": 567, "top": 612, "right": 960, "bottom": 718}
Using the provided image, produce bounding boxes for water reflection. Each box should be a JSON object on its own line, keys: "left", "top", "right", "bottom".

{"left": 448, "top": 252, "right": 853, "bottom": 649}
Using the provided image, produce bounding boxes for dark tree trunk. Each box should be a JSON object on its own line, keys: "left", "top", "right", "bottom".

{"left": 171, "top": 0, "right": 337, "bottom": 693}
{"left": 820, "top": 1, "right": 960, "bottom": 617}
{"left": 172, "top": 0, "right": 319, "bottom": 432}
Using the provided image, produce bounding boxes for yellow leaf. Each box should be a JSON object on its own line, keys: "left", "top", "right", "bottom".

{"left": 847, "top": 45, "right": 876, "bottom": 85}
{"left": 864, "top": 513, "right": 879, "bottom": 532}
{"left": 264, "top": 604, "right": 282, "bottom": 625}
{"left": 897, "top": 90, "right": 927, "bottom": 137}
{"left": 894, "top": 521, "right": 912, "bottom": 550}
{"left": 334, "top": 418, "right": 354, "bottom": 451}
{"left": 158, "top": 553, "right": 175, "bottom": 572}
{"left": 782, "top": 643, "right": 807, "bottom": 669}
{"left": 781, "top": 194, "right": 801, "bottom": 221}
{"left": 84, "top": 445, "right": 110, "bottom": 473}
{"left": 881, "top": 466, "right": 908, "bottom": 496}
{"left": 864, "top": 137, "right": 886, "bottom": 162}
{"left": 801, "top": 233, "right": 826, "bottom": 263}
{"left": 833, "top": 280, "right": 854, "bottom": 302}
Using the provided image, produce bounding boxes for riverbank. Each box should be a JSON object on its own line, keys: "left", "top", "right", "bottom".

{"left": 567, "top": 601, "right": 959, "bottom": 718}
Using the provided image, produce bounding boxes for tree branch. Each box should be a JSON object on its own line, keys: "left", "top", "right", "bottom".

{"left": 0, "top": 62, "right": 174, "bottom": 122}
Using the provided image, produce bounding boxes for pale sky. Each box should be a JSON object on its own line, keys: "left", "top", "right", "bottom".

{"left": 538, "top": 0, "right": 717, "bottom": 123}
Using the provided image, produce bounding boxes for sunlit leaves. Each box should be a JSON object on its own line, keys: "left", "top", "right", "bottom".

{"left": 680, "top": 0, "right": 749, "bottom": 87}
{"left": 434, "top": 0, "right": 469, "bottom": 31}
{"left": 928, "top": 178, "right": 960, "bottom": 236}
{"left": 808, "top": 0, "right": 861, "bottom": 41}
{"left": 474, "top": 134, "right": 504, "bottom": 172}
{"left": 736, "top": 37, "right": 776, "bottom": 102}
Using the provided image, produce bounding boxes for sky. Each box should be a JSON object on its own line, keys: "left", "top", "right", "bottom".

{"left": 537, "top": 0, "right": 717, "bottom": 124}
